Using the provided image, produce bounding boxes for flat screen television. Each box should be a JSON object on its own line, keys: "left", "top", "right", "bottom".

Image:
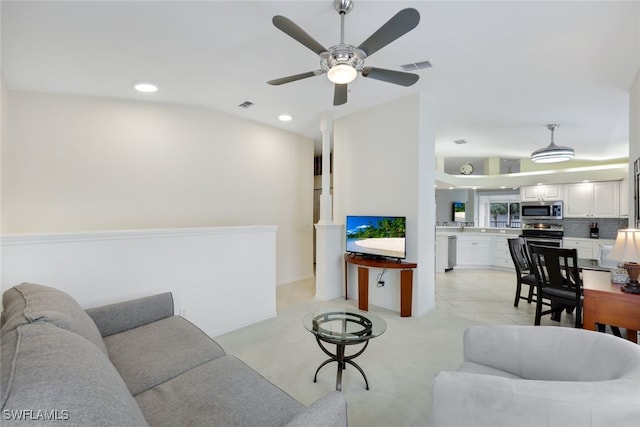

{"left": 345, "top": 215, "right": 406, "bottom": 260}
{"left": 452, "top": 202, "right": 466, "bottom": 222}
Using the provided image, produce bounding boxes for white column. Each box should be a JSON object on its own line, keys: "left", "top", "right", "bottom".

{"left": 315, "top": 113, "right": 343, "bottom": 300}
{"left": 318, "top": 114, "right": 333, "bottom": 224}
{"left": 484, "top": 156, "right": 501, "bottom": 175}
{"left": 630, "top": 68, "right": 640, "bottom": 227}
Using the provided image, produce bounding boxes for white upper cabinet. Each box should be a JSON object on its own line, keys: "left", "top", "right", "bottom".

{"left": 563, "top": 181, "right": 620, "bottom": 218}
{"left": 620, "top": 177, "right": 629, "bottom": 218}
{"left": 520, "top": 184, "right": 563, "bottom": 201}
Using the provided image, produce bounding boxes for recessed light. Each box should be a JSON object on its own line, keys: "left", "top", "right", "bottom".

{"left": 133, "top": 81, "right": 158, "bottom": 93}
{"left": 278, "top": 114, "right": 293, "bottom": 122}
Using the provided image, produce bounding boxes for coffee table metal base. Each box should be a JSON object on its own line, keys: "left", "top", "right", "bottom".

{"left": 313, "top": 337, "right": 370, "bottom": 391}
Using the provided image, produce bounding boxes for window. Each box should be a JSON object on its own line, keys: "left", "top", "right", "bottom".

{"left": 478, "top": 193, "right": 520, "bottom": 228}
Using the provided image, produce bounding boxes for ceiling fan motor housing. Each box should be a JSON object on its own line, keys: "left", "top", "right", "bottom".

{"left": 320, "top": 45, "right": 366, "bottom": 74}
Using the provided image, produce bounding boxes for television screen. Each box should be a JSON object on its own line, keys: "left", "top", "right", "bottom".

{"left": 452, "top": 202, "right": 466, "bottom": 222}
{"left": 345, "top": 216, "right": 406, "bottom": 259}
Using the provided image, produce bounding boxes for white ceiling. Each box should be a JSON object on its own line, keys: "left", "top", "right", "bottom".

{"left": 2, "top": 1, "right": 639, "bottom": 159}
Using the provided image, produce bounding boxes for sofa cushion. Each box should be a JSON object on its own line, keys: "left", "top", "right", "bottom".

{"left": 1, "top": 283, "right": 108, "bottom": 357}
{"left": 1, "top": 322, "right": 149, "bottom": 427}
{"left": 86, "top": 292, "right": 174, "bottom": 337}
{"left": 104, "top": 315, "right": 225, "bottom": 395}
{"left": 285, "top": 392, "right": 348, "bottom": 427}
{"left": 135, "top": 355, "right": 304, "bottom": 427}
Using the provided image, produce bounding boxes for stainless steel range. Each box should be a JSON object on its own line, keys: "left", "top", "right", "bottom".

{"left": 520, "top": 223, "right": 564, "bottom": 246}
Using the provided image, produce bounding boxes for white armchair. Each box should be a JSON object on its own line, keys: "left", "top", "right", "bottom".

{"left": 431, "top": 325, "right": 640, "bottom": 427}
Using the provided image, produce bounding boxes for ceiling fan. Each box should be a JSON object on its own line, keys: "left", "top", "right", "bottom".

{"left": 267, "top": 0, "right": 421, "bottom": 106}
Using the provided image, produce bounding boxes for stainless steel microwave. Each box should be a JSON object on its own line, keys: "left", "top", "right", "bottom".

{"left": 520, "top": 201, "right": 563, "bottom": 220}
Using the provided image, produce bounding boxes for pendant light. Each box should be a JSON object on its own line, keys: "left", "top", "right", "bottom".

{"left": 530, "top": 124, "right": 575, "bottom": 163}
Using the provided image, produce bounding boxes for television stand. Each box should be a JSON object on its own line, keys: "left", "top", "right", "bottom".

{"left": 344, "top": 254, "right": 417, "bottom": 317}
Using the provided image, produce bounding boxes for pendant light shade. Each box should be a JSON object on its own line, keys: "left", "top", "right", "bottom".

{"left": 531, "top": 124, "right": 574, "bottom": 163}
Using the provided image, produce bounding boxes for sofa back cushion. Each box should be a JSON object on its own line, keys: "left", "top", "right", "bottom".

{"left": 463, "top": 325, "right": 640, "bottom": 382}
{"left": 1, "top": 283, "right": 108, "bottom": 357}
{"left": 1, "top": 322, "right": 149, "bottom": 427}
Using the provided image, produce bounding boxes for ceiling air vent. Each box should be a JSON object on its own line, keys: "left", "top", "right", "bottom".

{"left": 454, "top": 139, "right": 468, "bottom": 145}
{"left": 238, "top": 101, "right": 254, "bottom": 109}
{"left": 401, "top": 60, "right": 432, "bottom": 72}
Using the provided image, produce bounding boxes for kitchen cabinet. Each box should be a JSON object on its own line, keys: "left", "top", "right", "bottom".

{"left": 457, "top": 236, "right": 492, "bottom": 267}
{"left": 520, "top": 184, "right": 563, "bottom": 201}
{"left": 562, "top": 238, "right": 615, "bottom": 260}
{"left": 563, "top": 238, "right": 595, "bottom": 259}
{"left": 563, "top": 181, "right": 619, "bottom": 218}
{"left": 493, "top": 236, "right": 515, "bottom": 270}
{"left": 620, "top": 177, "right": 629, "bottom": 218}
{"left": 593, "top": 240, "right": 616, "bottom": 261}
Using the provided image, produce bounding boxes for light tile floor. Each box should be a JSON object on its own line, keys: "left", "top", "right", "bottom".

{"left": 278, "top": 268, "right": 582, "bottom": 328}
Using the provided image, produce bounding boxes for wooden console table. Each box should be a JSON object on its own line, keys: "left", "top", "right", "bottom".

{"left": 582, "top": 269, "right": 640, "bottom": 343}
{"left": 344, "top": 254, "right": 417, "bottom": 317}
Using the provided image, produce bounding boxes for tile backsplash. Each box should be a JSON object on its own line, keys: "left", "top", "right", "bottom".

{"left": 562, "top": 218, "right": 629, "bottom": 239}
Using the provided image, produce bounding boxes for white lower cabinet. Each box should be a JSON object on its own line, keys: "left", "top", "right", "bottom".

{"left": 562, "top": 238, "right": 595, "bottom": 259}
{"left": 456, "top": 236, "right": 492, "bottom": 267}
{"left": 562, "top": 238, "right": 616, "bottom": 260}
{"left": 493, "top": 236, "right": 515, "bottom": 270}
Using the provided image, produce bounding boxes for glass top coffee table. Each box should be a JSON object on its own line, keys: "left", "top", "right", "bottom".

{"left": 303, "top": 308, "right": 386, "bottom": 391}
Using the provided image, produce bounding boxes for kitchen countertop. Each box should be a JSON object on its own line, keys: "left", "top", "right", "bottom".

{"left": 563, "top": 236, "right": 615, "bottom": 242}
{"left": 436, "top": 227, "right": 521, "bottom": 236}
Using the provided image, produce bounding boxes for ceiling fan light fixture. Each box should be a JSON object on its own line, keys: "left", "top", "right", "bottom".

{"left": 327, "top": 63, "right": 357, "bottom": 84}
{"left": 530, "top": 124, "right": 575, "bottom": 163}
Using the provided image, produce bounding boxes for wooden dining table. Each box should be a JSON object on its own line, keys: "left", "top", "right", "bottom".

{"left": 582, "top": 269, "right": 640, "bottom": 343}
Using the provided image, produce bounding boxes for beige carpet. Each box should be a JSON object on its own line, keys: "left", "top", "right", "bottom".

{"left": 215, "top": 296, "right": 482, "bottom": 427}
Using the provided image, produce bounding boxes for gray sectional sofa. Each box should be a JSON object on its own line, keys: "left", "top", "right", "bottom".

{"left": 1, "top": 283, "right": 347, "bottom": 426}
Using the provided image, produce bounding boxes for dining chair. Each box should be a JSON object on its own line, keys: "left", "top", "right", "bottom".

{"left": 507, "top": 238, "right": 537, "bottom": 307}
{"left": 529, "top": 244, "right": 582, "bottom": 328}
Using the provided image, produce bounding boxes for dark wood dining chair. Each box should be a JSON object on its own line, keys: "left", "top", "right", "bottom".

{"left": 507, "top": 238, "right": 538, "bottom": 307}
{"left": 529, "top": 244, "right": 582, "bottom": 328}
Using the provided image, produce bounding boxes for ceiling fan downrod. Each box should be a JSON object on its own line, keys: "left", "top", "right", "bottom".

{"left": 334, "top": 0, "right": 353, "bottom": 45}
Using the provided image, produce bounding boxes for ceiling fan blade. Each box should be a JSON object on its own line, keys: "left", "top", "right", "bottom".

{"left": 333, "top": 84, "right": 347, "bottom": 106}
{"left": 357, "top": 8, "right": 420, "bottom": 57}
{"left": 272, "top": 15, "right": 328, "bottom": 55}
{"left": 362, "top": 67, "right": 419, "bottom": 86}
{"left": 267, "top": 70, "right": 323, "bottom": 86}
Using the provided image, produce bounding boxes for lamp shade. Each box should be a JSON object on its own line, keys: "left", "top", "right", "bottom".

{"left": 608, "top": 229, "right": 640, "bottom": 263}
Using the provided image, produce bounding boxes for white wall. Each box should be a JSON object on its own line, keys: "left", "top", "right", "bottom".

{"left": 333, "top": 94, "right": 436, "bottom": 316}
{"left": 435, "top": 189, "right": 475, "bottom": 225}
{"left": 1, "top": 226, "right": 277, "bottom": 337}
{"left": 1, "top": 91, "right": 314, "bottom": 285}
{"left": 631, "top": 67, "right": 640, "bottom": 227}
{"left": 1, "top": 76, "right": 7, "bottom": 234}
